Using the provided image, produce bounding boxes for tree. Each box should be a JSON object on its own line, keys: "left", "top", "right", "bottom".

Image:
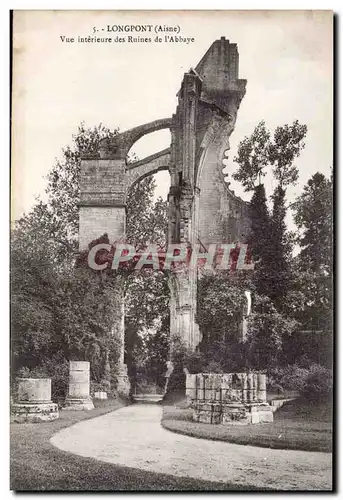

{"left": 124, "top": 266, "right": 170, "bottom": 389}
{"left": 233, "top": 120, "right": 307, "bottom": 308}
{"left": 130, "top": 316, "right": 170, "bottom": 392}
{"left": 267, "top": 185, "right": 292, "bottom": 307}
{"left": 196, "top": 273, "right": 251, "bottom": 346}
{"left": 246, "top": 296, "right": 298, "bottom": 370}
{"left": 292, "top": 172, "right": 333, "bottom": 334}
{"left": 268, "top": 120, "right": 307, "bottom": 189}
{"left": 126, "top": 177, "right": 168, "bottom": 250}
{"left": 11, "top": 203, "right": 123, "bottom": 389}
{"left": 247, "top": 184, "right": 270, "bottom": 262}
{"left": 293, "top": 172, "right": 333, "bottom": 274}
{"left": 11, "top": 122, "right": 170, "bottom": 393}
{"left": 231, "top": 120, "right": 308, "bottom": 370}
{"left": 245, "top": 183, "right": 275, "bottom": 299}
{"left": 11, "top": 201, "right": 72, "bottom": 375}
{"left": 124, "top": 175, "right": 169, "bottom": 389}
{"left": 232, "top": 120, "right": 271, "bottom": 191}
{"left": 45, "top": 122, "right": 119, "bottom": 241}
{"left": 266, "top": 120, "right": 307, "bottom": 308}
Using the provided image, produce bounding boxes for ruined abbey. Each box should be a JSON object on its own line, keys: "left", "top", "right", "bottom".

{"left": 79, "top": 37, "right": 250, "bottom": 393}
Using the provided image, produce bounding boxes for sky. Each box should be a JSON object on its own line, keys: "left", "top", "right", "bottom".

{"left": 11, "top": 10, "right": 333, "bottom": 229}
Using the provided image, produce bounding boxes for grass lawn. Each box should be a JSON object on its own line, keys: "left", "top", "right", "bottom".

{"left": 162, "top": 398, "right": 332, "bottom": 453}
{"left": 10, "top": 398, "right": 273, "bottom": 491}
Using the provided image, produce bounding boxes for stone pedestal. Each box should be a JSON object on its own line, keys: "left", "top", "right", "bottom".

{"left": 116, "top": 364, "right": 130, "bottom": 396}
{"left": 11, "top": 378, "right": 59, "bottom": 423}
{"left": 64, "top": 361, "right": 94, "bottom": 410}
{"left": 94, "top": 391, "right": 108, "bottom": 400}
{"left": 187, "top": 373, "right": 273, "bottom": 425}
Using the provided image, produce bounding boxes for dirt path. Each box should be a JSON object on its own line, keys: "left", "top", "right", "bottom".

{"left": 50, "top": 404, "right": 332, "bottom": 490}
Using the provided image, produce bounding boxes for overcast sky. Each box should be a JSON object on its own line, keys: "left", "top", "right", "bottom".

{"left": 12, "top": 10, "right": 333, "bottom": 229}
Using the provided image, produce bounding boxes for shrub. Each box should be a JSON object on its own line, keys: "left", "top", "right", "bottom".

{"left": 268, "top": 365, "right": 308, "bottom": 393}
{"left": 14, "top": 356, "right": 69, "bottom": 402}
{"left": 204, "top": 360, "right": 224, "bottom": 373}
{"left": 280, "top": 365, "right": 310, "bottom": 393}
{"left": 267, "top": 363, "right": 333, "bottom": 402}
{"left": 301, "top": 364, "right": 333, "bottom": 402}
{"left": 183, "top": 350, "right": 207, "bottom": 374}
{"left": 90, "top": 380, "right": 112, "bottom": 396}
{"left": 265, "top": 372, "right": 283, "bottom": 393}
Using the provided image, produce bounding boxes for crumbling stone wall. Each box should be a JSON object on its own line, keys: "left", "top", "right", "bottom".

{"left": 78, "top": 38, "right": 251, "bottom": 393}
{"left": 186, "top": 373, "right": 274, "bottom": 425}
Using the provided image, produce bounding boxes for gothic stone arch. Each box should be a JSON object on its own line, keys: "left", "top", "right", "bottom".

{"left": 78, "top": 37, "right": 250, "bottom": 393}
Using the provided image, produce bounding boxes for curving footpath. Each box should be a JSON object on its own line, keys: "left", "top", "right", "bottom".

{"left": 50, "top": 404, "right": 332, "bottom": 491}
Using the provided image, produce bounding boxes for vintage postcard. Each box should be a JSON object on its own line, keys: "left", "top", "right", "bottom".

{"left": 10, "top": 10, "right": 333, "bottom": 492}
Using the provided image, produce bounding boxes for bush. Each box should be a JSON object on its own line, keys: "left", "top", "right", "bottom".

{"left": 14, "top": 356, "right": 69, "bottom": 402}
{"left": 265, "top": 373, "right": 283, "bottom": 394}
{"left": 189, "top": 339, "right": 249, "bottom": 374}
{"left": 267, "top": 363, "right": 333, "bottom": 402}
{"left": 90, "top": 380, "right": 112, "bottom": 396}
{"left": 183, "top": 350, "right": 207, "bottom": 374}
{"left": 204, "top": 360, "right": 224, "bottom": 373}
{"left": 268, "top": 365, "right": 310, "bottom": 393}
{"left": 301, "top": 364, "right": 333, "bottom": 402}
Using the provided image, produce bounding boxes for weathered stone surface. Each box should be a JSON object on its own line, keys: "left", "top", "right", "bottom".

{"left": 78, "top": 38, "right": 251, "bottom": 394}
{"left": 17, "top": 377, "right": 52, "bottom": 402}
{"left": 221, "top": 404, "right": 248, "bottom": 425}
{"left": 186, "top": 372, "right": 273, "bottom": 425}
{"left": 65, "top": 361, "right": 94, "bottom": 410}
{"left": 94, "top": 391, "right": 108, "bottom": 400}
{"left": 250, "top": 407, "right": 274, "bottom": 424}
{"left": 270, "top": 398, "right": 296, "bottom": 412}
{"left": 79, "top": 205, "right": 125, "bottom": 251}
{"left": 256, "top": 373, "right": 267, "bottom": 402}
{"left": 11, "top": 402, "right": 59, "bottom": 423}
{"left": 100, "top": 118, "right": 172, "bottom": 159}
{"left": 11, "top": 378, "right": 59, "bottom": 423}
{"left": 185, "top": 373, "right": 197, "bottom": 400}
{"left": 116, "top": 363, "right": 130, "bottom": 397}
{"left": 126, "top": 149, "right": 171, "bottom": 190}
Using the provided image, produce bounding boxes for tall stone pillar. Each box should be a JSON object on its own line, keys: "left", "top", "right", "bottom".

{"left": 256, "top": 373, "right": 267, "bottom": 403}
{"left": 167, "top": 71, "right": 202, "bottom": 352}
{"left": 167, "top": 39, "right": 248, "bottom": 353}
{"left": 79, "top": 143, "right": 130, "bottom": 396}
{"left": 113, "top": 284, "right": 130, "bottom": 396}
{"left": 169, "top": 269, "right": 201, "bottom": 350}
{"left": 247, "top": 372, "right": 255, "bottom": 403}
{"left": 65, "top": 361, "right": 94, "bottom": 410}
{"left": 241, "top": 290, "right": 252, "bottom": 340}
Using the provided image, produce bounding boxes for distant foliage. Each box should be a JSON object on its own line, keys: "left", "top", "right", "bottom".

{"left": 268, "top": 363, "right": 333, "bottom": 403}
{"left": 292, "top": 172, "right": 333, "bottom": 335}
{"left": 300, "top": 364, "right": 333, "bottom": 402}
{"left": 197, "top": 273, "right": 251, "bottom": 346}
{"left": 246, "top": 296, "right": 298, "bottom": 370}
{"left": 293, "top": 172, "right": 333, "bottom": 273}
{"left": 268, "top": 364, "right": 311, "bottom": 394}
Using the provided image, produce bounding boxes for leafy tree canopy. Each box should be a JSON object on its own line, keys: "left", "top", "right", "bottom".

{"left": 233, "top": 119, "right": 307, "bottom": 192}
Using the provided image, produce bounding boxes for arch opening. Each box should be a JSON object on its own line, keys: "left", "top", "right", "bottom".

{"left": 128, "top": 129, "right": 171, "bottom": 161}
{"left": 124, "top": 173, "right": 170, "bottom": 395}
